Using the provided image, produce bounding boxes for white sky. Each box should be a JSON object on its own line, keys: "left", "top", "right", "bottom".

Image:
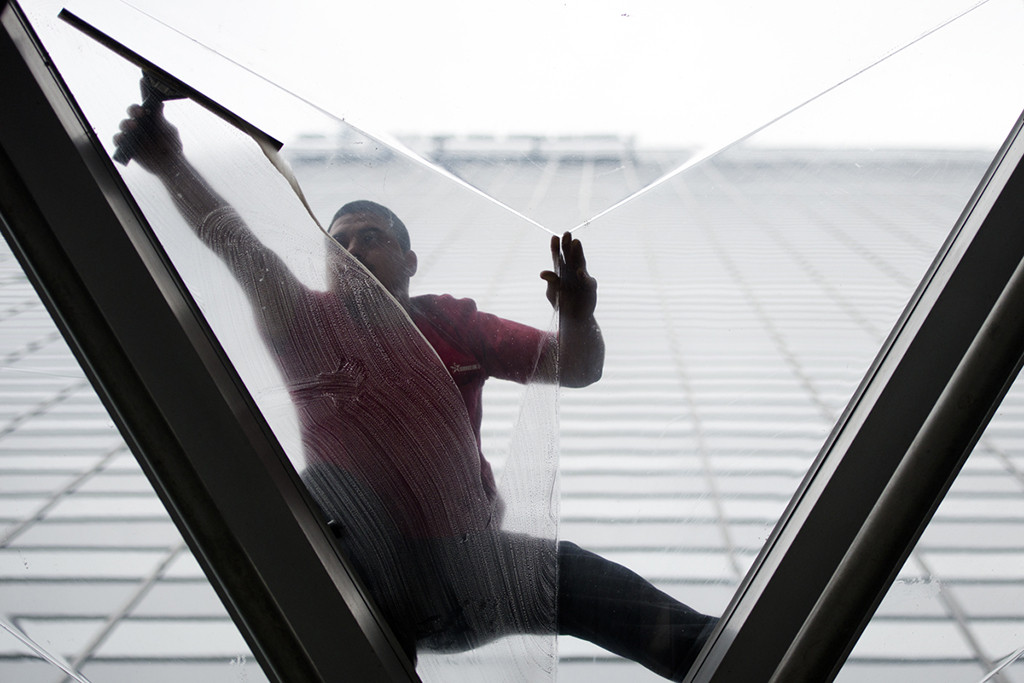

{"left": 27, "top": 0, "right": 1024, "bottom": 150}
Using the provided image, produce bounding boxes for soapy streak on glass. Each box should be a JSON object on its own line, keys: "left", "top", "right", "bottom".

{"left": 113, "top": 79, "right": 724, "bottom": 679}
{"left": 6, "top": 12, "right": 559, "bottom": 677}
{"left": 117, "top": 95, "right": 561, "bottom": 678}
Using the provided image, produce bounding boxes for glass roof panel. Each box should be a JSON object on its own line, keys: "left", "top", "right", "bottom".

{"left": 5, "top": 0, "right": 1024, "bottom": 681}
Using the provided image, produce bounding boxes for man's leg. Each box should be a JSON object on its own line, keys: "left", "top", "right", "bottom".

{"left": 304, "top": 465, "right": 714, "bottom": 678}
{"left": 557, "top": 541, "right": 717, "bottom": 681}
{"left": 302, "top": 464, "right": 423, "bottom": 659}
{"left": 304, "top": 465, "right": 558, "bottom": 654}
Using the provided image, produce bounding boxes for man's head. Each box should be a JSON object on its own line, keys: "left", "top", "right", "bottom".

{"left": 328, "top": 200, "right": 417, "bottom": 304}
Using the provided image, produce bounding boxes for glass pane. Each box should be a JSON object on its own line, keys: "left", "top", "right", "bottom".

{"left": 22, "top": 6, "right": 569, "bottom": 682}
{"left": 549, "top": 4, "right": 1024, "bottom": 671}
{"left": 836, "top": 373, "right": 1024, "bottom": 683}
{"left": 9, "top": 0, "right": 1024, "bottom": 682}
{"left": 121, "top": 99, "right": 566, "bottom": 682}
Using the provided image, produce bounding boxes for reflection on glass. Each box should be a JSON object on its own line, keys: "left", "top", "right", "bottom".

{"left": 836, "top": 374, "right": 1024, "bottom": 682}
{"left": 4, "top": 0, "right": 1024, "bottom": 680}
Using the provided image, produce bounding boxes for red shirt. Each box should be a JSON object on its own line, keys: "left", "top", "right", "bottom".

{"left": 409, "top": 294, "right": 551, "bottom": 508}
{"left": 196, "top": 208, "right": 505, "bottom": 537}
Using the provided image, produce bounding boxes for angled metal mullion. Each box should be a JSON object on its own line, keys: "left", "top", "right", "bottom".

{"left": 688, "top": 109, "right": 1024, "bottom": 682}
{"left": 0, "top": 2, "right": 417, "bottom": 681}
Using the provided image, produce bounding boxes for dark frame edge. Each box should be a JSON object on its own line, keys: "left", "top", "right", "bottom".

{"left": 688, "top": 108, "right": 1024, "bottom": 682}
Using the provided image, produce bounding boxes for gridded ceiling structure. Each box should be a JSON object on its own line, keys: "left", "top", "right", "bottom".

{"left": 3, "top": 1, "right": 1024, "bottom": 681}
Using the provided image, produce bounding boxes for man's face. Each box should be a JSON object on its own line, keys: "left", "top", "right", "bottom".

{"left": 328, "top": 212, "right": 417, "bottom": 299}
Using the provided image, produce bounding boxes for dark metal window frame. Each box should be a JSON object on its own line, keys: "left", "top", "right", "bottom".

{"left": 3, "top": 1, "right": 1024, "bottom": 681}
{"left": 689, "top": 103, "right": 1024, "bottom": 682}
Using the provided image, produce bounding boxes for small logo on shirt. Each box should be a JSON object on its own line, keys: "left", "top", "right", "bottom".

{"left": 450, "top": 362, "right": 482, "bottom": 374}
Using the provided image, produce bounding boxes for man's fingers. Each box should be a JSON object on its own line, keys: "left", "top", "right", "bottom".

{"left": 559, "top": 232, "right": 590, "bottom": 283}
{"left": 569, "top": 236, "right": 587, "bottom": 275}
{"left": 540, "top": 270, "right": 560, "bottom": 307}
{"left": 115, "top": 106, "right": 151, "bottom": 162}
{"left": 118, "top": 105, "right": 153, "bottom": 139}
{"left": 556, "top": 232, "right": 575, "bottom": 283}
{"left": 547, "top": 231, "right": 593, "bottom": 294}
{"left": 550, "top": 235, "right": 562, "bottom": 273}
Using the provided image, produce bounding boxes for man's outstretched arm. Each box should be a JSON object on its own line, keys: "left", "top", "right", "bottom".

{"left": 114, "top": 100, "right": 300, "bottom": 326}
{"left": 115, "top": 103, "right": 224, "bottom": 234}
{"left": 540, "top": 231, "right": 605, "bottom": 387}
